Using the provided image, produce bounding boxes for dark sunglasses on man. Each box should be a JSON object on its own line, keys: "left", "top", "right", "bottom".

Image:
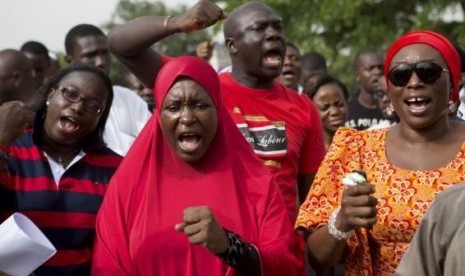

{"left": 388, "top": 61, "right": 449, "bottom": 87}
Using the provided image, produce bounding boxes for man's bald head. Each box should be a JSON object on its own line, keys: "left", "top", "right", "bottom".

{"left": 0, "top": 49, "right": 39, "bottom": 108}
{"left": 223, "top": 2, "right": 275, "bottom": 39}
{"left": 0, "top": 49, "right": 31, "bottom": 75}
{"left": 222, "top": 2, "right": 285, "bottom": 89}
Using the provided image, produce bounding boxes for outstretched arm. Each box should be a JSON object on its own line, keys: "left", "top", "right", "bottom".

{"left": 107, "top": 0, "right": 226, "bottom": 89}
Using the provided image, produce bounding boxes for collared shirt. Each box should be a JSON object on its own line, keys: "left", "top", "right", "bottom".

{"left": 44, "top": 150, "right": 85, "bottom": 185}
{"left": 0, "top": 129, "right": 122, "bottom": 275}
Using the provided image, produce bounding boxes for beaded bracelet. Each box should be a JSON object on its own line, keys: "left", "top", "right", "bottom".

{"left": 328, "top": 207, "right": 354, "bottom": 240}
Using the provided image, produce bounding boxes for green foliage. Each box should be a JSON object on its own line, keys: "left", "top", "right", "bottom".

{"left": 105, "top": 0, "right": 465, "bottom": 92}
{"left": 102, "top": 0, "right": 211, "bottom": 83}
{"left": 214, "top": 0, "right": 465, "bottom": 92}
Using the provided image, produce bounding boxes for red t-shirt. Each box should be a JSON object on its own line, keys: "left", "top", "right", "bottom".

{"left": 220, "top": 73, "right": 325, "bottom": 220}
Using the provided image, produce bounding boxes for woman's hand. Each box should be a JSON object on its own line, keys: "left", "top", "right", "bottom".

{"left": 336, "top": 184, "right": 378, "bottom": 232}
{"left": 175, "top": 206, "right": 229, "bottom": 255}
{"left": 0, "top": 101, "right": 34, "bottom": 146}
{"left": 174, "top": 0, "right": 227, "bottom": 33}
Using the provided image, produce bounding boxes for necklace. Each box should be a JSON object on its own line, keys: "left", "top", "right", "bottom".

{"left": 52, "top": 149, "right": 80, "bottom": 168}
{"left": 42, "top": 141, "right": 80, "bottom": 169}
{"left": 57, "top": 156, "right": 65, "bottom": 168}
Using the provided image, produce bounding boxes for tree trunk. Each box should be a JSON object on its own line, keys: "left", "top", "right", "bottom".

{"left": 460, "top": 0, "right": 465, "bottom": 16}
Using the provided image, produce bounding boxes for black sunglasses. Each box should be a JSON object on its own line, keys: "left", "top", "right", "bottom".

{"left": 388, "top": 61, "right": 449, "bottom": 87}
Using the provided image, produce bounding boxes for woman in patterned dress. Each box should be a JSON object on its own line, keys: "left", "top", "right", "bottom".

{"left": 295, "top": 30, "right": 465, "bottom": 275}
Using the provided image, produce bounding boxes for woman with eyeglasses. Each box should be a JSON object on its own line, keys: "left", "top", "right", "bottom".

{"left": 0, "top": 64, "right": 122, "bottom": 275}
{"left": 295, "top": 30, "right": 465, "bottom": 275}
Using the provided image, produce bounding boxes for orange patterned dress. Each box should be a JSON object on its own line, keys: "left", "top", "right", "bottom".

{"left": 295, "top": 127, "right": 465, "bottom": 275}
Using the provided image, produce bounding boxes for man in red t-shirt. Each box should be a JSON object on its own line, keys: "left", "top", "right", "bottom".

{"left": 219, "top": 4, "right": 324, "bottom": 220}
{"left": 107, "top": 1, "right": 325, "bottom": 221}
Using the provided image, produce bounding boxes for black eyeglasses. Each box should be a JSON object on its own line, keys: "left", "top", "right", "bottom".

{"left": 57, "top": 87, "right": 103, "bottom": 114}
{"left": 388, "top": 61, "right": 449, "bottom": 87}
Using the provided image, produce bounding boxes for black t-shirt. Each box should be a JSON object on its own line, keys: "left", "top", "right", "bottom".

{"left": 346, "top": 97, "right": 386, "bottom": 130}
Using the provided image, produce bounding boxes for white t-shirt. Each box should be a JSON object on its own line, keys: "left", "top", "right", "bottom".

{"left": 103, "top": 85, "right": 152, "bottom": 156}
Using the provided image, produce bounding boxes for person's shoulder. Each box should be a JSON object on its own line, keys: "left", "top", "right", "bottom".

{"left": 112, "top": 85, "right": 151, "bottom": 113}
{"left": 332, "top": 126, "right": 381, "bottom": 148}
{"left": 273, "top": 81, "right": 313, "bottom": 104}
{"left": 218, "top": 72, "right": 234, "bottom": 87}
{"left": 360, "top": 125, "right": 389, "bottom": 135}
{"left": 354, "top": 127, "right": 389, "bottom": 146}
{"left": 282, "top": 85, "right": 306, "bottom": 100}
{"left": 434, "top": 184, "right": 465, "bottom": 207}
{"left": 101, "top": 146, "right": 124, "bottom": 158}
{"left": 331, "top": 127, "right": 358, "bottom": 145}
{"left": 11, "top": 129, "right": 34, "bottom": 148}
{"left": 347, "top": 95, "right": 359, "bottom": 105}
{"left": 424, "top": 184, "right": 465, "bottom": 228}
{"left": 113, "top": 85, "right": 142, "bottom": 100}
{"left": 87, "top": 146, "right": 124, "bottom": 165}
{"left": 334, "top": 126, "right": 360, "bottom": 137}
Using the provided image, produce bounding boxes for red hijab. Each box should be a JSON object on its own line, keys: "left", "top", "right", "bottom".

{"left": 384, "top": 30, "right": 461, "bottom": 102}
{"left": 92, "top": 56, "right": 302, "bottom": 275}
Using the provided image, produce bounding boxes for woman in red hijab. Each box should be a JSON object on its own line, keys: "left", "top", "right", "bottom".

{"left": 296, "top": 30, "right": 465, "bottom": 275}
{"left": 92, "top": 56, "right": 303, "bottom": 275}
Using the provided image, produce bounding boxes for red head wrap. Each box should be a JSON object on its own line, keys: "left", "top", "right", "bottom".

{"left": 154, "top": 56, "right": 220, "bottom": 114}
{"left": 384, "top": 30, "right": 461, "bottom": 102}
{"left": 92, "top": 56, "right": 303, "bottom": 275}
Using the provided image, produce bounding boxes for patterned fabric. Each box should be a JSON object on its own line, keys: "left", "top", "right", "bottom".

{"left": 296, "top": 127, "right": 465, "bottom": 275}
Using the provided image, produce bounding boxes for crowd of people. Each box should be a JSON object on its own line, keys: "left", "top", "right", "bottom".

{"left": 1, "top": 0, "right": 465, "bottom": 275}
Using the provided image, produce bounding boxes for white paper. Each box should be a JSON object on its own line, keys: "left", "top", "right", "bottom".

{"left": 342, "top": 172, "right": 367, "bottom": 186}
{"left": 0, "top": 213, "right": 56, "bottom": 276}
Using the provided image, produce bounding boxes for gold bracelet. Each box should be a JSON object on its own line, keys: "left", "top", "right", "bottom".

{"left": 163, "top": 15, "right": 173, "bottom": 29}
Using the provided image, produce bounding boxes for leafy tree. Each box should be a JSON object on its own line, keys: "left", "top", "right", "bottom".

{"left": 104, "top": 0, "right": 465, "bottom": 92}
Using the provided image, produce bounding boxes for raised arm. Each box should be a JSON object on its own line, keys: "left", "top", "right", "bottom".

{"left": 107, "top": 0, "right": 226, "bottom": 88}
{"left": 0, "top": 101, "right": 34, "bottom": 221}
{"left": 0, "top": 101, "right": 34, "bottom": 171}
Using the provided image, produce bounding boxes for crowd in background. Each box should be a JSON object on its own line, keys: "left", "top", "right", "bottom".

{"left": 1, "top": 0, "right": 465, "bottom": 275}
